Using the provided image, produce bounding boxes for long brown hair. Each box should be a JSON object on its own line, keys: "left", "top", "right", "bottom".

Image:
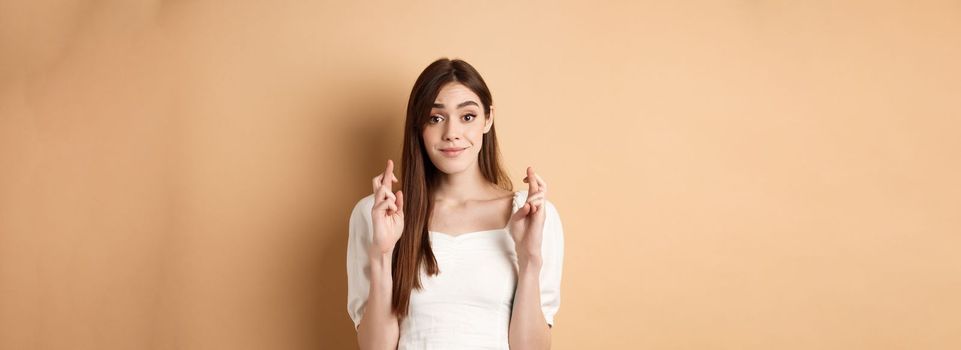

{"left": 392, "top": 58, "right": 513, "bottom": 317}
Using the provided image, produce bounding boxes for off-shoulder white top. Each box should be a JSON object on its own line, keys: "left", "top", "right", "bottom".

{"left": 346, "top": 190, "right": 565, "bottom": 349}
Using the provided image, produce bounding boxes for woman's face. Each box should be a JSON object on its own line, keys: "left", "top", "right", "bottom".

{"left": 422, "top": 82, "right": 493, "bottom": 175}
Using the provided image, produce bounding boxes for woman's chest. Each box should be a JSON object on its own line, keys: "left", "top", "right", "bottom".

{"left": 428, "top": 195, "right": 514, "bottom": 235}
{"left": 411, "top": 231, "right": 519, "bottom": 307}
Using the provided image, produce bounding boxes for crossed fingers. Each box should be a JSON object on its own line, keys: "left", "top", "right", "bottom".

{"left": 372, "top": 159, "right": 401, "bottom": 214}
{"left": 523, "top": 166, "right": 547, "bottom": 214}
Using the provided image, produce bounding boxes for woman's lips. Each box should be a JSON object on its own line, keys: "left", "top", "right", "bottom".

{"left": 440, "top": 147, "right": 467, "bottom": 157}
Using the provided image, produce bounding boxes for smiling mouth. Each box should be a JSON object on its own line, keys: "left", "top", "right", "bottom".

{"left": 440, "top": 147, "right": 467, "bottom": 157}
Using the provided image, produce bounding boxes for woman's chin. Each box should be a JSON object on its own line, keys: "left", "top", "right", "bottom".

{"left": 433, "top": 160, "right": 472, "bottom": 175}
{"left": 436, "top": 164, "right": 468, "bottom": 175}
{"left": 429, "top": 151, "right": 480, "bottom": 175}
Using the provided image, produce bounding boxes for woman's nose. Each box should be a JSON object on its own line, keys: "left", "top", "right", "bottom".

{"left": 442, "top": 122, "right": 461, "bottom": 141}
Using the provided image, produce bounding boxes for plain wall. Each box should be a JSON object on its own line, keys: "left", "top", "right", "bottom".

{"left": 1, "top": 1, "right": 959, "bottom": 349}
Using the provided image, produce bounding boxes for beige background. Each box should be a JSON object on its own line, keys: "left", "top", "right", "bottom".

{"left": 2, "top": 1, "right": 960, "bottom": 349}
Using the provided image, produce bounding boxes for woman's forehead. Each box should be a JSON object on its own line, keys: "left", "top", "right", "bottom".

{"left": 433, "top": 83, "right": 480, "bottom": 108}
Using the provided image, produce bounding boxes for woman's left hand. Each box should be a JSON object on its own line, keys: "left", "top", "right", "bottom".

{"left": 509, "top": 166, "right": 548, "bottom": 265}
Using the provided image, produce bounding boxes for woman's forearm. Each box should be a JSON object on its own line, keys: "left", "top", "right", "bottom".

{"left": 357, "top": 252, "right": 400, "bottom": 350}
{"left": 509, "top": 256, "right": 552, "bottom": 350}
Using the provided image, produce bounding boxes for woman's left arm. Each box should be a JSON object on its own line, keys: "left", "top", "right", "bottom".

{"left": 508, "top": 167, "right": 556, "bottom": 350}
{"left": 510, "top": 256, "right": 552, "bottom": 349}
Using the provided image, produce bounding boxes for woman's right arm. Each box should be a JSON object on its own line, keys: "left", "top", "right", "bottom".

{"left": 357, "top": 250, "right": 399, "bottom": 349}
{"left": 356, "top": 159, "right": 404, "bottom": 350}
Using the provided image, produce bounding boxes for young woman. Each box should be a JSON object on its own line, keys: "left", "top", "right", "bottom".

{"left": 347, "top": 58, "right": 565, "bottom": 349}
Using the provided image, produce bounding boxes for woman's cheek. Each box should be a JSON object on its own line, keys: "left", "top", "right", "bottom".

{"left": 470, "top": 128, "right": 485, "bottom": 143}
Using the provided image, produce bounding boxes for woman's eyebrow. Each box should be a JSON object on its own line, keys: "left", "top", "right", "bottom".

{"left": 432, "top": 100, "right": 479, "bottom": 109}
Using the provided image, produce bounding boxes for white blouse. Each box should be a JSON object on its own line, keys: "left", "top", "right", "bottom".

{"left": 347, "top": 190, "right": 565, "bottom": 349}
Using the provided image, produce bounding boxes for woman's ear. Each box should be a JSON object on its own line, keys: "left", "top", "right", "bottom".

{"left": 484, "top": 105, "right": 495, "bottom": 134}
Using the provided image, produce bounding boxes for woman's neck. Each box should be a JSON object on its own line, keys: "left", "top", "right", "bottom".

{"left": 433, "top": 164, "right": 503, "bottom": 203}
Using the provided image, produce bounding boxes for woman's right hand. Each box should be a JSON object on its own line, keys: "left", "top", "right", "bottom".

{"left": 370, "top": 159, "right": 404, "bottom": 256}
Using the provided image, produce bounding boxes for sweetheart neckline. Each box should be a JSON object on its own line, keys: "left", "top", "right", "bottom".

{"left": 428, "top": 227, "right": 509, "bottom": 239}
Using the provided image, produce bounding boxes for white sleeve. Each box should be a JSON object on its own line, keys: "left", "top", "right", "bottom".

{"left": 346, "top": 194, "right": 376, "bottom": 331}
{"left": 540, "top": 199, "right": 565, "bottom": 327}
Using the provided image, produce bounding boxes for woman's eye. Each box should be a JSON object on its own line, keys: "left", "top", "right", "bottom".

{"left": 463, "top": 114, "right": 476, "bottom": 121}
{"left": 429, "top": 115, "right": 443, "bottom": 124}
